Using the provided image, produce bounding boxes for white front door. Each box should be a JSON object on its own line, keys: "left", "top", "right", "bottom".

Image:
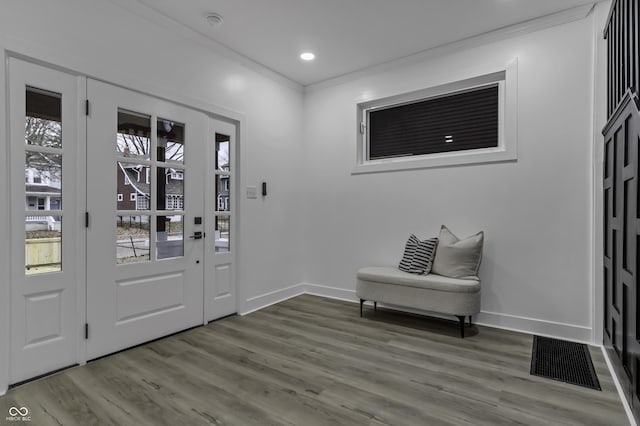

{"left": 86, "top": 80, "right": 206, "bottom": 359}
{"left": 205, "top": 118, "right": 237, "bottom": 321}
{"left": 8, "top": 59, "right": 82, "bottom": 383}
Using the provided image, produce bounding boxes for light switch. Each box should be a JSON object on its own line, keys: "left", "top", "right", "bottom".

{"left": 246, "top": 186, "right": 258, "bottom": 199}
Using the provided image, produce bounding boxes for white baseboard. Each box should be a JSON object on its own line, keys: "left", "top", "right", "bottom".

{"left": 303, "top": 283, "right": 360, "bottom": 303}
{"left": 240, "top": 283, "right": 306, "bottom": 315}
{"left": 476, "top": 311, "right": 593, "bottom": 344}
{"left": 248, "top": 282, "right": 595, "bottom": 344}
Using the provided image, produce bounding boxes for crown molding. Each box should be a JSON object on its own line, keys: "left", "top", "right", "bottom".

{"left": 104, "top": 0, "right": 303, "bottom": 92}
{"left": 305, "top": 3, "right": 596, "bottom": 93}
{"left": 104, "top": 0, "right": 596, "bottom": 94}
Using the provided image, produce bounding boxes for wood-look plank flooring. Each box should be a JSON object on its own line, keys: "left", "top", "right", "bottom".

{"left": 0, "top": 295, "right": 629, "bottom": 425}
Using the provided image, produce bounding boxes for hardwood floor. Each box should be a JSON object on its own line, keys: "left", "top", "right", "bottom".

{"left": 0, "top": 295, "right": 629, "bottom": 425}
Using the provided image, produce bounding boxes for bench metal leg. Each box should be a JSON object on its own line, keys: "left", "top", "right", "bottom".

{"left": 374, "top": 301, "right": 377, "bottom": 311}
{"left": 468, "top": 315, "right": 473, "bottom": 327}
{"left": 456, "top": 316, "right": 465, "bottom": 338}
{"left": 360, "top": 299, "right": 364, "bottom": 317}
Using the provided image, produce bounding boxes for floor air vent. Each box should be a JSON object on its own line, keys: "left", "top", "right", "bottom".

{"left": 530, "top": 336, "right": 601, "bottom": 391}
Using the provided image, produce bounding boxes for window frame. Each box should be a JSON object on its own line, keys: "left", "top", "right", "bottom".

{"left": 354, "top": 60, "right": 517, "bottom": 174}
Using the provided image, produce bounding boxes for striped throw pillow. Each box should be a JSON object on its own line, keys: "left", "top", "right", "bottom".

{"left": 398, "top": 235, "right": 438, "bottom": 275}
{"left": 409, "top": 237, "right": 438, "bottom": 275}
{"left": 398, "top": 234, "right": 419, "bottom": 272}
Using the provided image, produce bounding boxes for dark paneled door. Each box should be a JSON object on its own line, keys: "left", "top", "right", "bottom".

{"left": 604, "top": 91, "right": 640, "bottom": 417}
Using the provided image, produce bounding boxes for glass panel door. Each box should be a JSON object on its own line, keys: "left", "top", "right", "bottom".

{"left": 86, "top": 79, "right": 206, "bottom": 360}
{"left": 9, "top": 59, "right": 80, "bottom": 384}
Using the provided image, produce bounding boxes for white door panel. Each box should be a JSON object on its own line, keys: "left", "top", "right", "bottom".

{"left": 9, "top": 59, "right": 81, "bottom": 383}
{"left": 86, "top": 80, "right": 206, "bottom": 359}
{"left": 205, "top": 118, "right": 237, "bottom": 321}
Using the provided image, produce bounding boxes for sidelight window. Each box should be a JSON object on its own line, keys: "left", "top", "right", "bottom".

{"left": 24, "top": 87, "right": 63, "bottom": 274}
{"left": 214, "top": 134, "right": 231, "bottom": 252}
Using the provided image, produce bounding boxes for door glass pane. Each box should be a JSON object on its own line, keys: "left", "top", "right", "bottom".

{"left": 158, "top": 167, "right": 184, "bottom": 211}
{"left": 25, "top": 215, "right": 61, "bottom": 274}
{"left": 116, "top": 215, "right": 150, "bottom": 264}
{"left": 157, "top": 215, "right": 183, "bottom": 259}
{"left": 117, "top": 162, "right": 151, "bottom": 210}
{"left": 216, "top": 175, "right": 230, "bottom": 212}
{"left": 25, "top": 87, "right": 62, "bottom": 148}
{"left": 26, "top": 152, "right": 62, "bottom": 209}
{"left": 215, "top": 215, "right": 230, "bottom": 252}
{"left": 117, "top": 110, "right": 151, "bottom": 159}
{"left": 158, "top": 118, "right": 184, "bottom": 164}
{"left": 215, "top": 134, "right": 230, "bottom": 172}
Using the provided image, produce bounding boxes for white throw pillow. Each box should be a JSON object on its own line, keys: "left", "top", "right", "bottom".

{"left": 431, "top": 225, "right": 483, "bottom": 278}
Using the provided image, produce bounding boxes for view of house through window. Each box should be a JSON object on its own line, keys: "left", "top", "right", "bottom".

{"left": 157, "top": 118, "right": 185, "bottom": 260}
{"left": 24, "top": 93, "right": 229, "bottom": 268}
{"left": 214, "top": 133, "right": 231, "bottom": 252}
{"left": 24, "top": 86, "right": 63, "bottom": 275}
{"left": 115, "top": 110, "right": 186, "bottom": 264}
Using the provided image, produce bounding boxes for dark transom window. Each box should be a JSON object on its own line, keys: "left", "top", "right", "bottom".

{"left": 367, "top": 85, "right": 499, "bottom": 160}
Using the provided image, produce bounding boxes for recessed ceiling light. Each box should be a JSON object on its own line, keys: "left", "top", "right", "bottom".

{"left": 300, "top": 52, "right": 315, "bottom": 61}
{"left": 206, "top": 13, "right": 223, "bottom": 27}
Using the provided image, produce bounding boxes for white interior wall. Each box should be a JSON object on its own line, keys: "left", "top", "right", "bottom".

{"left": 301, "top": 8, "right": 605, "bottom": 343}
{"left": 0, "top": 0, "right": 610, "bottom": 396}
{"left": 0, "top": 0, "right": 305, "bottom": 393}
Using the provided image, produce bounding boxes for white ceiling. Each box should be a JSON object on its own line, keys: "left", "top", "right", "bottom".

{"left": 134, "top": 0, "right": 597, "bottom": 86}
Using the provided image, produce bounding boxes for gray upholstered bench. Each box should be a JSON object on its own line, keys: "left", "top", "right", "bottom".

{"left": 356, "top": 266, "right": 481, "bottom": 337}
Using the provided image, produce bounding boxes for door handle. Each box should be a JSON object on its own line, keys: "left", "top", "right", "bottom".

{"left": 189, "top": 231, "right": 203, "bottom": 240}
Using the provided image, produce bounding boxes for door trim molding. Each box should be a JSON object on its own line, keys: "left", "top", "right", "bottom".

{"left": 75, "top": 76, "right": 88, "bottom": 367}
{"left": 0, "top": 48, "right": 10, "bottom": 396}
